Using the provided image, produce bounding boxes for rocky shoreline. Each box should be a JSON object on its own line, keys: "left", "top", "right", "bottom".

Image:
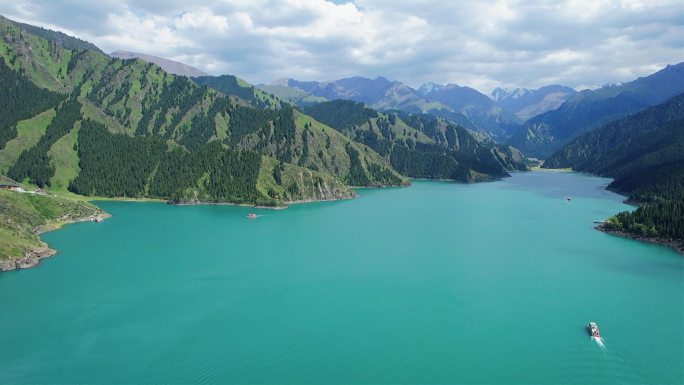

{"left": 0, "top": 213, "right": 110, "bottom": 273}
{"left": 0, "top": 247, "right": 57, "bottom": 271}
{"left": 596, "top": 224, "right": 684, "bottom": 255}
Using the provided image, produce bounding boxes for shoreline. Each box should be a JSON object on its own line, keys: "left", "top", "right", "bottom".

{"left": 0, "top": 212, "right": 111, "bottom": 273}
{"left": 604, "top": 187, "right": 640, "bottom": 207}
{"left": 170, "top": 200, "right": 288, "bottom": 209}
{"left": 281, "top": 195, "right": 356, "bottom": 206}
{"left": 170, "top": 194, "right": 357, "bottom": 209}
{"left": 0, "top": 247, "right": 57, "bottom": 272}
{"left": 87, "top": 196, "right": 166, "bottom": 203}
{"left": 596, "top": 224, "right": 684, "bottom": 255}
{"left": 545, "top": 170, "right": 682, "bottom": 254}
{"left": 531, "top": 167, "right": 573, "bottom": 172}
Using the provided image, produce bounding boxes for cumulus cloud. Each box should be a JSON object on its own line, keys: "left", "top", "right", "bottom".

{"left": 0, "top": 0, "right": 682, "bottom": 92}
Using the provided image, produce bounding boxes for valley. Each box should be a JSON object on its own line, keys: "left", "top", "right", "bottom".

{"left": 0, "top": 3, "right": 682, "bottom": 384}
{"left": 1, "top": 12, "right": 683, "bottom": 262}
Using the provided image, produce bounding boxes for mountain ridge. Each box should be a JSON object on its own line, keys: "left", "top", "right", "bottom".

{"left": 543, "top": 93, "right": 684, "bottom": 248}
{"left": 1, "top": 15, "right": 105, "bottom": 55}
{"left": 258, "top": 77, "right": 523, "bottom": 141}
{"left": 490, "top": 85, "right": 577, "bottom": 121}
{"left": 544, "top": 92, "right": 684, "bottom": 200}
{"left": 509, "top": 62, "right": 684, "bottom": 158}
{"left": 110, "top": 50, "right": 209, "bottom": 77}
{"left": 300, "top": 99, "right": 528, "bottom": 182}
{"left": 0, "top": 16, "right": 403, "bottom": 207}
{"left": 0, "top": 15, "right": 525, "bottom": 213}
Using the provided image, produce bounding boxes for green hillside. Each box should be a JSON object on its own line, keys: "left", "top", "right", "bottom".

{"left": 0, "top": 186, "right": 105, "bottom": 264}
{"left": 303, "top": 100, "right": 528, "bottom": 181}
{"left": 0, "top": 16, "right": 398, "bottom": 206}
{"left": 2, "top": 15, "right": 105, "bottom": 54}
{"left": 0, "top": 109, "right": 56, "bottom": 174}
{"left": 193, "top": 75, "right": 282, "bottom": 109}
{"left": 0, "top": 60, "right": 64, "bottom": 149}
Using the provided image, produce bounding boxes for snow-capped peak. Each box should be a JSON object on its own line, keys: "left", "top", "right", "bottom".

{"left": 417, "top": 82, "right": 445, "bottom": 95}
{"left": 490, "top": 87, "right": 532, "bottom": 101}
{"left": 600, "top": 82, "right": 624, "bottom": 89}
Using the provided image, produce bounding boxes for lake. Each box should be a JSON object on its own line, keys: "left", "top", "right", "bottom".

{"left": 1, "top": 171, "right": 682, "bottom": 384}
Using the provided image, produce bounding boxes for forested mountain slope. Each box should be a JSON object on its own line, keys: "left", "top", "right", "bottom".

{"left": 259, "top": 76, "right": 492, "bottom": 135}
{"left": 0, "top": 60, "right": 65, "bottom": 150}
{"left": 509, "top": 63, "right": 684, "bottom": 158}
{"left": 0, "top": 15, "right": 530, "bottom": 213}
{"left": 545, "top": 93, "right": 684, "bottom": 201}
{"left": 302, "top": 100, "right": 528, "bottom": 181}
{"left": 545, "top": 94, "right": 684, "bottom": 247}
{"left": 0, "top": 16, "right": 405, "bottom": 206}
{"left": 192, "top": 74, "right": 283, "bottom": 110}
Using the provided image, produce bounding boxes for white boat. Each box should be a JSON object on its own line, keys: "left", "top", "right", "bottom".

{"left": 587, "top": 322, "right": 600, "bottom": 338}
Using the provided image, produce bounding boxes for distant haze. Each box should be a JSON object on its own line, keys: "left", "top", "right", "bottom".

{"left": 0, "top": 0, "right": 682, "bottom": 92}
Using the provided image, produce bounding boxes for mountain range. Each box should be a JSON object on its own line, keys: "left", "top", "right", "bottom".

{"left": 544, "top": 93, "right": 684, "bottom": 201}
{"left": 543, "top": 93, "right": 684, "bottom": 246}
{"left": 300, "top": 100, "right": 528, "bottom": 181}
{"left": 116, "top": 50, "right": 682, "bottom": 167}
{"left": 262, "top": 64, "right": 684, "bottom": 162}
{"left": 6, "top": 11, "right": 681, "bottom": 167}
{"left": 257, "top": 80, "right": 577, "bottom": 142}
{"left": 0, "top": 14, "right": 682, "bottom": 258}
{"left": 0, "top": 15, "right": 525, "bottom": 212}
{"left": 259, "top": 77, "right": 531, "bottom": 141}
{"left": 509, "top": 63, "right": 684, "bottom": 158}
{"left": 490, "top": 85, "right": 577, "bottom": 121}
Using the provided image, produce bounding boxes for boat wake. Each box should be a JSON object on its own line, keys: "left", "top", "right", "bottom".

{"left": 592, "top": 336, "right": 605, "bottom": 348}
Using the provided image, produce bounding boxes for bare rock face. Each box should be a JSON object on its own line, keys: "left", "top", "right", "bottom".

{"left": 0, "top": 259, "right": 15, "bottom": 271}
{"left": 0, "top": 248, "right": 57, "bottom": 272}
{"left": 318, "top": 180, "right": 355, "bottom": 201}
{"left": 16, "top": 256, "right": 39, "bottom": 269}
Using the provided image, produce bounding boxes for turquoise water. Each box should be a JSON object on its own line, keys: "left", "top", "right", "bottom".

{"left": 1, "top": 171, "right": 683, "bottom": 384}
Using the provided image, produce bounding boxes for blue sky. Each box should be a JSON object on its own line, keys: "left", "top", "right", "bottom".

{"left": 1, "top": 0, "right": 682, "bottom": 92}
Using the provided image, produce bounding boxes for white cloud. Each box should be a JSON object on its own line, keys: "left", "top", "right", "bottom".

{"left": 175, "top": 9, "right": 229, "bottom": 33}
{"left": 0, "top": 0, "right": 682, "bottom": 92}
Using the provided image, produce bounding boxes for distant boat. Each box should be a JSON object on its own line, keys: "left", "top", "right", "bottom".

{"left": 593, "top": 220, "right": 605, "bottom": 224}
{"left": 246, "top": 213, "right": 257, "bottom": 219}
{"left": 566, "top": 197, "right": 572, "bottom": 202}
{"left": 587, "top": 321, "right": 601, "bottom": 338}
